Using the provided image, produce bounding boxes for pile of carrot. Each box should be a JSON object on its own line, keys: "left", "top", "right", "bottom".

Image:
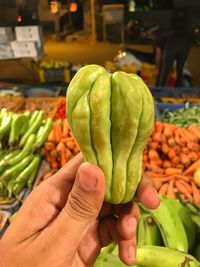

{"left": 143, "top": 121, "right": 200, "bottom": 205}
{"left": 40, "top": 119, "right": 80, "bottom": 180}
{"left": 145, "top": 172, "right": 200, "bottom": 206}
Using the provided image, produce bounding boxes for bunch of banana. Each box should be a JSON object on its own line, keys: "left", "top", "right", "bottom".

{"left": 95, "top": 245, "right": 200, "bottom": 267}
{"left": 0, "top": 109, "right": 53, "bottom": 201}
{"left": 94, "top": 196, "right": 200, "bottom": 267}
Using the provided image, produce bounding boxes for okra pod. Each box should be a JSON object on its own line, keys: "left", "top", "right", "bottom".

{"left": 9, "top": 154, "right": 41, "bottom": 196}
{"left": 28, "top": 110, "right": 39, "bottom": 127}
{"left": 7, "top": 134, "right": 36, "bottom": 166}
{"left": 0, "top": 111, "right": 12, "bottom": 136}
{"left": 33, "top": 118, "right": 53, "bottom": 150}
{"left": 9, "top": 113, "right": 29, "bottom": 146}
{"left": 20, "top": 111, "right": 44, "bottom": 146}
{"left": 0, "top": 154, "right": 33, "bottom": 182}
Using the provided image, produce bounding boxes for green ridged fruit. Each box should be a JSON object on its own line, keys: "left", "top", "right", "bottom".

{"left": 66, "top": 65, "right": 154, "bottom": 204}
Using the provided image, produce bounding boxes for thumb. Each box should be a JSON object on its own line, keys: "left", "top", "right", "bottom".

{"left": 52, "top": 162, "right": 105, "bottom": 250}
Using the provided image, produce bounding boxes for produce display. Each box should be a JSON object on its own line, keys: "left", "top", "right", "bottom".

{"left": 41, "top": 119, "right": 80, "bottom": 180}
{"left": 94, "top": 196, "right": 200, "bottom": 266}
{"left": 161, "top": 105, "right": 200, "bottom": 128}
{"left": 0, "top": 109, "right": 53, "bottom": 202}
{"left": 66, "top": 65, "right": 154, "bottom": 204}
{"left": 143, "top": 121, "right": 200, "bottom": 205}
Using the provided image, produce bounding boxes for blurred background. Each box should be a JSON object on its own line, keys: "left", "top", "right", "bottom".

{"left": 0, "top": 0, "right": 199, "bottom": 88}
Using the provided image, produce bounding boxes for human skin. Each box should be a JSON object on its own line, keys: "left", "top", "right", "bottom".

{"left": 0, "top": 153, "right": 160, "bottom": 267}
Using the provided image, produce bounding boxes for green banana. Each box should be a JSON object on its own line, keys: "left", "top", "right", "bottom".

{"left": 194, "top": 245, "right": 200, "bottom": 262}
{"left": 161, "top": 196, "right": 196, "bottom": 252}
{"left": 137, "top": 213, "right": 162, "bottom": 246}
{"left": 94, "top": 253, "right": 133, "bottom": 267}
{"left": 148, "top": 198, "right": 188, "bottom": 252}
{"left": 135, "top": 246, "right": 200, "bottom": 267}
{"left": 9, "top": 113, "right": 29, "bottom": 146}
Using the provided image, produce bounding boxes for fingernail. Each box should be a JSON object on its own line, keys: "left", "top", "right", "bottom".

{"left": 128, "top": 218, "right": 137, "bottom": 234}
{"left": 78, "top": 163, "right": 97, "bottom": 192}
{"left": 128, "top": 246, "right": 135, "bottom": 261}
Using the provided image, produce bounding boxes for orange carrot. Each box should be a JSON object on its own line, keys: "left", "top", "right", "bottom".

{"left": 48, "top": 128, "right": 55, "bottom": 142}
{"left": 168, "top": 138, "right": 175, "bottom": 147}
{"left": 54, "top": 120, "right": 63, "bottom": 142}
{"left": 153, "top": 180, "right": 163, "bottom": 190}
{"left": 62, "top": 119, "right": 69, "bottom": 137}
{"left": 188, "top": 124, "right": 200, "bottom": 139}
{"left": 163, "top": 124, "right": 173, "bottom": 138}
{"left": 175, "top": 181, "right": 192, "bottom": 200}
{"left": 177, "top": 128, "right": 190, "bottom": 143}
{"left": 174, "top": 174, "right": 191, "bottom": 182}
{"left": 159, "top": 183, "right": 168, "bottom": 195}
{"left": 178, "top": 180, "right": 192, "bottom": 194}
{"left": 155, "top": 121, "right": 164, "bottom": 133}
{"left": 152, "top": 132, "right": 162, "bottom": 142}
{"left": 171, "top": 156, "right": 180, "bottom": 165}
{"left": 167, "top": 179, "right": 176, "bottom": 198}
{"left": 66, "top": 140, "right": 76, "bottom": 150}
{"left": 73, "top": 146, "right": 80, "bottom": 154}
{"left": 148, "top": 164, "right": 164, "bottom": 174}
{"left": 191, "top": 181, "right": 200, "bottom": 205}
{"left": 179, "top": 153, "right": 190, "bottom": 167}
{"left": 187, "top": 142, "right": 200, "bottom": 152}
{"left": 143, "top": 154, "right": 148, "bottom": 162}
{"left": 174, "top": 145, "right": 181, "bottom": 155}
{"left": 168, "top": 148, "right": 176, "bottom": 159}
{"left": 182, "top": 147, "right": 189, "bottom": 154}
{"left": 66, "top": 148, "right": 73, "bottom": 160}
{"left": 45, "top": 142, "right": 56, "bottom": 151}
{"left": 161, "top": 143, "right": 169, "bottom": 154}
{"left": 61, "top": 150, "right": 67, "bottom": 167}
{"left": 163, "top": 160, "right": 171, "bottom": 169}
{"left": 56, "top": 141, "right": 66, "bottom": 152}
{"left": 150, "top": 141, "right": 159, "bottom": 149}
{"left": 174, "top": 131, "right": 181, "bottom": 145}
{"left": 184, "top": 158, "right": 200, "bottom": 175}
{"left": 189, "top": 151, "right": 199, "bottom": 162}
{"left": 165, "top": 168, "right": 182, "bottom": 176}
{"left": 182, "top": 128, "right": 198, "bottom": 142}
{"left": 148, "top": 149, "right": 159, "bottom": 160}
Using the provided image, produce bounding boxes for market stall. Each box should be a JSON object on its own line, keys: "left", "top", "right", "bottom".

{"left": 0, "top": 64, "right": 200, "bottom": 266}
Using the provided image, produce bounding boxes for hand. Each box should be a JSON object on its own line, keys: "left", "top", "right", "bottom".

{"left": 0, "top": 153, "right": 160, "bottom": 267}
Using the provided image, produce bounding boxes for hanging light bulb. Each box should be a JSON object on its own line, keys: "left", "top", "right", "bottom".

{"left": 129, "top": 0, "right": 136, "bottom": 12}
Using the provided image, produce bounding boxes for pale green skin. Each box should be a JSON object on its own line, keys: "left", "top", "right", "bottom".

{"left": 66, "top": 65, "right": 154, "bottom": 204}
{"left": 136, "top": 246, "right": 200, "bottom": 267}
{"left": 137, "top": 213, "right": 162, "bottom": 247}
{"left": 149, "top": 199, "right": 188, "bottom": 253}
